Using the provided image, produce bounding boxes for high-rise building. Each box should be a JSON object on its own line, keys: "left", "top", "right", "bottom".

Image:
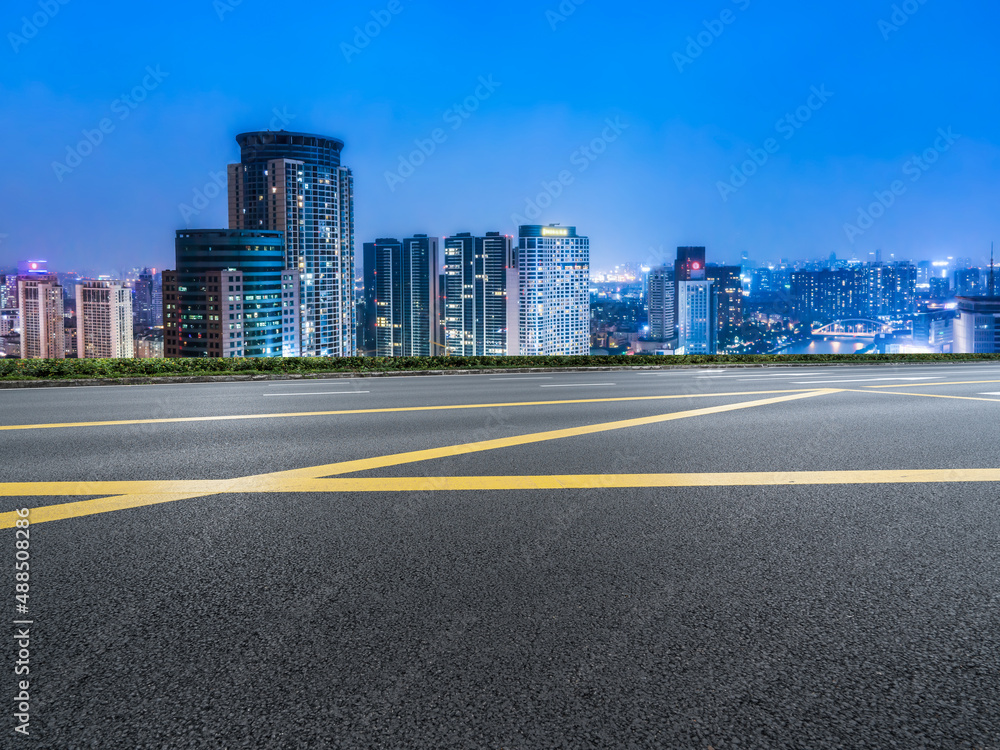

{"left": 164, "top": 230, "right": 289, "bottom": 358}
{"left": 891, "top": 262, "right": 918, "bottom": 317}
{"left": 862, "top": 263, "right": 916, "bottom": 319}
{"left": 363, "top": 235, "right": 440, "bottom": 357}
{"left": 443, "top": 232, "right": 512, "bottom": 356}
{"left": 929, "top": 277, "right": 951, "bottom": 299}
{"left": 228, "top": 131, "right": 355, "bottom": 357}
{"left": 790, "top": 271, "right": 819, "bottom": 323}
{"left": 17, "top": 261, "right": 64, "bottom": 359}
{"left": 677, "top": 280, "right": 717, "bottom": 355}
{"left": 675, "top": 246, "right": 707, "bottom": 282}
{"left": 134, "top": 329, "right": 164, "bottom": 359}
{"left": 0, "top": 274, "right": 18, "bottom": 310}
{"left": 706, "top": 265, "right": 744, "bottom": 346}
{"left": 280, "top": 270, "right": 301, "bottom": 357}
{"left": 954, "top": 268, "right": 981, "bottom": 297}
{"left": 0, "top": 309, "right": 16, "bottom": 337}
{"left": 913, "top": 309, "right": 956, "bottom": 352}
{"left": 916, "top": 260, "right": 933, "bottom": 286}
{"left": 791, "top": 268, "right": 866, "bottom": 324}
{"left": 133, "top": 268, "right": 152, "bottom": 330}
{"left": 515, "top": 225, "right": 589, "bottom": 356}
{"left": 76, "top": 280, "right": 134, "bottom": 359}
{"left": 132, "top": 268, "right": 163, "bottom": 330}
{"left": 646, "top": 265, "right": 676, "bottom": 343}
{"left": 954, "top": 296, "right": 1000, "bottom": 353}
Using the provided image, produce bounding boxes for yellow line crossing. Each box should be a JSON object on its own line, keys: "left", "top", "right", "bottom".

{"left": 248, "top": 469, "right": 1000, "bottom": 491}
{"left": 3, "top": 383, "right": 999, "bottom": 530}
{"left": 0, "top": 390, "right": 835, "bottom": 527}
{"left": 864, "top": 379, "right": 1000, "bottom": 388}
{"left": 6, "top": 468, "right": 1000, "bottom": 528}
{"left": 0, "top": 389, "right": 820, "bottom": 432}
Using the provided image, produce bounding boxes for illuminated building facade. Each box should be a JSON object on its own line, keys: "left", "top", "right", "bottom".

{"left": 229, "top": 131, "right": 355, "bottom": 357}
{"left": 363, "top": 235, "right": 440, "bottom": 357}
{"left": 678, "top": 280, "right": 717, "bottom": 355}
{"left": 954, "top": 297, "right": 1000, "bottom": 353}
{"left": 164, "top": 230, "right": 288, "bottom": 358}
{"left": 443, "top": 232, "right": 511, "bottom": 356}
{"left": 17, "top": 260, "right": 64, "bottom": 360}
{"left": 647, "top": 265, "right": 676, "bottom": 343}
{"left": 515, "top": 225, "right": 589, "bottom": 356}
{"left": 76, "top": 279, "right": 134, "bottom": 359}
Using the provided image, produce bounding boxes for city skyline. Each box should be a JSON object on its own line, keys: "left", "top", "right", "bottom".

{"left": 2, "top": 1, "right": 998, "bottom": 273}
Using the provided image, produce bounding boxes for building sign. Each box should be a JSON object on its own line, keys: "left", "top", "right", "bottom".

{"left": 541, "top": 227, "right": 569, "bottom": 237}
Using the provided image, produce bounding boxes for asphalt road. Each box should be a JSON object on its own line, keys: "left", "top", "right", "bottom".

{"left": 2, "top": 363, "right": 999, "bottom": 748}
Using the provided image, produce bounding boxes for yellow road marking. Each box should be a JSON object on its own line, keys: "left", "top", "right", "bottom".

{"left": 255, "top": 390, "right": 840, "bottom": 481}
{"left": 266, "top": 469, "right": 1000, "bottom": 491}
{"left": 0, "top": 389, "right": 821, "bottom": 432}
{"left": 0, "top": 480, "right": 242, "bottom": 497}
{"left": 846, "top": 388, "right": 1000, "bottom": 404}
{"left": 865, "top": 379, "right": 1000, "bottom": 389}
{"left": 0, "top": 390, "right": 840, "bottom": 527}
{"left": 0, "top": 391, "right": 838, "bottom": 496}
{"left": 5, "top": 468, "right": 1000, "bottom": 529}
{"left": 8, "top": 493, "right": 215, "bottom": 526}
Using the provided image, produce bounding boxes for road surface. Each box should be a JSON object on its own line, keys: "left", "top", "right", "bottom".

{"left": 2, "top": 363, "right": 999, "bottom": 748}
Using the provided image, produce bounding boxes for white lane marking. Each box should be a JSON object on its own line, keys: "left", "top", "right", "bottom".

{"left": 979, "top": 393, "right": 1000, "bottom": 396}
{"left": 489, "top": 377, "right": 554, "bottom": 381}
{"left": 263, "top": 391, "right": 371, "bottom": 397}
{"left": 540, "top": 383, "right": 617, "bottom": 388}
{"left": 266, "top": 381, "right": 366, "bottom": 386}
{"left": 792, "top": 377, "right": 945, "bottom": 384}
{"left": 697, "top": 374, "right": 826, "bottom": 379}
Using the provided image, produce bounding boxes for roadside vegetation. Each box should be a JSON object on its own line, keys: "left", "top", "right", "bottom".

{"left": 1, "top": 353, "right": 999, "bottom": 382}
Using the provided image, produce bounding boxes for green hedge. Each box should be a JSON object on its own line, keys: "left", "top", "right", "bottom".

{"left": 1, "top": 353, "right": 999, "bottom": 381}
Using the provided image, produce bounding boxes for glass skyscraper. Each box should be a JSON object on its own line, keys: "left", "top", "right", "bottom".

{"left": 678, "top": 280, "right": 717, "bottom": 355}
{"left": 133, "top": 268, "right": 163, "bottom": 331}
{"left": 443, "top": 232, "right": 512, "bottom": 356}
{"left": 647, "top": 265, "right": 676, "bottom": 343}
{"left": 164, "top": 230, "right": 287, "bottom": 358}
{"left": 228, "top": 131, "right": 355, "bottom": 357}
{"left": 362, "top": 235, "right": 440, "bottom": 357}
{"left": 514, "top": 225, "right": 589, "bottom": 356}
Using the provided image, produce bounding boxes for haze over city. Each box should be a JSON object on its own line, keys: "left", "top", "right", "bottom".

{"left": 2, "top": 0, "right": 999, "bottom": 274}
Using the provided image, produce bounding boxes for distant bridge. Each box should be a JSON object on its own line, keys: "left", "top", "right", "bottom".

{"left": 812, "top": 319, "right": 892, "bottom": 338}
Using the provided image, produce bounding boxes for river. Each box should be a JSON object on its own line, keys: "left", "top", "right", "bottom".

{"left": 775, "top": 337, "right": 872, "bottom": 355}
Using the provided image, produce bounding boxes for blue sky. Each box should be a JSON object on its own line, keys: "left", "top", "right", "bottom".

{"left": 1, "top": 0, "right": 998, "bottom": 273}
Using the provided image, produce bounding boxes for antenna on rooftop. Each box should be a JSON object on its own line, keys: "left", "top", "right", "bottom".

{"left": 991, "top": 242, "right": 996, "bottom": 297}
